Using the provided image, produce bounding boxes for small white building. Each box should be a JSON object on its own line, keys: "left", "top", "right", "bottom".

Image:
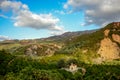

{"left": 69, "top": 63, "right": 78, "bottom": 72}
{"left": 62, "top": 63, "right": 86, "bottom": 75}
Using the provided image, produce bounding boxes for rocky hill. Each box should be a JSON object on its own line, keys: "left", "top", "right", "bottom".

{"left": 98, "top": 22, "right": 120, "bottom": 60}
{"left": 12, "top": 44, "right": 62, "bottom": 56}
{"left": 60, "top": 22, "right": 120, "bottom": 62}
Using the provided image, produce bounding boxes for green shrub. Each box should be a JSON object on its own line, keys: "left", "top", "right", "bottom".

{"left": 67, "top": 59, "right": 78, "bottom": 65}
{"left": 57, "top": 59, "right": 66, "bottom": 68}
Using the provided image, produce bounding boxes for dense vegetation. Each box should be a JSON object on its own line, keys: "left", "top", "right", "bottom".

{"left": 0, "top": 50, "right": 120, "bottom": 80}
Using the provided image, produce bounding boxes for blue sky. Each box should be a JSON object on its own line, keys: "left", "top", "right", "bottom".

{"left": 0, "top": 0, "right": 120, "bottom": 40}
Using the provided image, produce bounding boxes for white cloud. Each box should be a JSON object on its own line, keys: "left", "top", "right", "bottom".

{"left": 55, "top": 10, "right": 66, "bottom": 15}
{"left": 0, "top": 0, "right": 22, "bottom": 12}
{"left": 63, "top": 4, "right": 68, "bottom": 9}
{"left": 0, "top": 14, "right": 8, "bottom": 18}
{"left": 0, "top": 35, "right": 11, "bottom": 41}
{"left": 22, "top": 4, "right": 29, "bottom": 10}
{"left": 14, "top": 10, "right": 63, "bottom": 31}
{"left": 80, "top": 23, "right": 85, "bottom": 26}
{"left": 0, "top": 0, "right": 63, "bottom": 31}
{"left": 64, "top": 0, "right": 120, "bottom": 26}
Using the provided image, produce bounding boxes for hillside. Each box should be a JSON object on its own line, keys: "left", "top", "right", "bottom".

{"left": 0, "top": 29, "right": 96, "bottom": 56}
{"left": 0, "top": 22, "right": 120, "bottom": 80}
{"left": 57, "top": 22, "right": 120, "bottom": 62}
{"left": 0, "top": 22, "right": 120, "bottom": 61}
{"left": 44, "top": 30, "right": 97, "bottom": 42}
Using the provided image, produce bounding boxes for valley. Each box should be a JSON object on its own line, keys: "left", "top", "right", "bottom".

{"left": 0, "top": 22, "right": 120, "bottom": 80}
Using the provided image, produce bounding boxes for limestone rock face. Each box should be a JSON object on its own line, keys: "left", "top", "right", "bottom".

{"left": 104, "top": 29, "right": 110, "bottom": 37}
{"left": 112, "top": 34, "right": 120, "bottom": 43}
{"left": 98, "top": 38, "right": 120, "bottom": 60}
{"left": 98, "top": 22, "right": 120, "bottom": 61}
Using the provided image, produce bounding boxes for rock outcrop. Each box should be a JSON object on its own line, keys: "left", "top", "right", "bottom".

{"left": 98, "top": 38, "right": 120, "bottom": 60}
{"left": 112, "top": 34, "right": 120, "bottom": 43}
{"left": 98, "top": 22, "right": 120, "bottom": 60}
{"left": 104, "top": 29, "right": 110, "bottom": 37}
{"left": 25, "top": 44, "right": 61, "bottom": 56}
{"left": 113, "top": 22, "right": 120, "bottom": 28}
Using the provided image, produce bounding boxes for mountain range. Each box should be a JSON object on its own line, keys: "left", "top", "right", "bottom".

{"left": 0, "top": 22, "right": 120, "bottom": 80}
{"left": 0, "top": 22, "right": 120, "bottom": 62}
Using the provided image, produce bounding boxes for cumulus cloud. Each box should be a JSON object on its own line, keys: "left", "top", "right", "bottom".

{"left": 0, "top": 35, "right": 11, "bottom": 41}
{"left": 64, "top": 0, "right": 120, "bottom": 26}
{"left": 0, "top": 0, "right": 63, "bottom": 31}
{"left": 14, "top": 10, "right": 63, "bottom": 31}
{"left": 0, "top": 0, "right": 23, "bottom": 12}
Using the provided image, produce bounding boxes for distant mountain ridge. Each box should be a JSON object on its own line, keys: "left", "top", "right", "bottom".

{"left": 0, "top": 29, "right": 97, "bottom": 43}
{"left": 42, "top": 29, "right": 97, "bottom": 42}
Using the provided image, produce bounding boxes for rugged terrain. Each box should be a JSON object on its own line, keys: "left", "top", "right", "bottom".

{"left": 0, "top": 22, "right": 120, "bottom": 61}
{"left": 61, "top": 22, "right": 120, "bottom": 62}
{"left": 98, "top": 22, "right": 120, "bottom": 60}
{"left": 0, "top": 22, "right": 120, "bottom": 80}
